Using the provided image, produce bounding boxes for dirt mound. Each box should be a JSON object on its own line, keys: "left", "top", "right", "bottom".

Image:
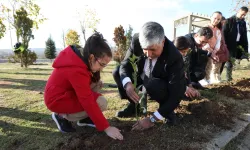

{"left": 177, "top": 100, "right": 235, "bottom": 129}
{"left": 55, "top": 79, "right": 248, "bottom": 150}
{"left": 208, "top": 78, "right": 250, "bottom": 99}
{"left": 56, "top": 124, "right": 205, "bottom": 150}
{"left": 234, "top": 78, "right": 250, "bottom": 88}
{"left": 56, "top": 99, "right": 235, "bottom": 150}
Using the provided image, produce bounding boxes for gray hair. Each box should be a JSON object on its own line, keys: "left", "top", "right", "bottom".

{"left": 139, "top": 22, "right": 165, "bottom": 48}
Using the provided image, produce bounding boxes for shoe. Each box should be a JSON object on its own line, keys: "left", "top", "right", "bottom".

{"left": 116, "top": 102, "right": 140, "bottom": 118}
{"left": 191, "top": 82, "right": 207, "bottom": 90}
{"left": 52, "top": 113, "right": 76, "bottom": 133}
{"left": 165, "top": 112, "right": 179, "bottom": 126}
{"left": 199, "top": 79, "right": 210, "bottom": 86}
{"left": 77, "top": 117, "right": 96, "bottom": 128}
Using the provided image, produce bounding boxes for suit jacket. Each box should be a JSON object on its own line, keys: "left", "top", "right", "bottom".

{"left": 223, "top": 15, "right": 248, "bottom": 58}
{"left": 185, "top": 33, "right": 209, "bottom": 77}
{"left": 119, "top": 33, "right": 186, "bottom": 118}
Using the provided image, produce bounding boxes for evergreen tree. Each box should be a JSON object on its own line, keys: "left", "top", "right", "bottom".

{"left": 44, "top": 36, "right": 56, "bottom": 61}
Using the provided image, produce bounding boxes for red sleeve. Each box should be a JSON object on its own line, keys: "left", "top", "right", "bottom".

{"left": 68, "top": 69, "right": 109, "bottom": 131}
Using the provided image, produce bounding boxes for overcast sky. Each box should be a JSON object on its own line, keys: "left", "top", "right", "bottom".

{"left": 0, "top": 0, "right": 236, "bottom": 49}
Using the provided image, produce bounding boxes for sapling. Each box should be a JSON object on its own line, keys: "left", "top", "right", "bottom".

{"left": 128, "top": 54, "right": 147, "bottom": 121}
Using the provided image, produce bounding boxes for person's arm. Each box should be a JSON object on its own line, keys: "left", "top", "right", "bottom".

{"left": 184, "top": 55, "right": 191, "bottom": 85}
{"left": 242, "top": 21, "right": 248, "bottom": 53}
{"left": 119, "top": 33, "right": 142, "bottom": 102}
{"left": 199, "top": 48, "right": 211, "bottom": 57}
{"left": 68, "top": 70, "right": 109, "bottom": 131}
{"left": 157, "top": 55, "right": 186, "bottom": 118}
{"left": 186, "top": 67, "right": 192, "bottom": 86}
{"left": 119, "top": 33, "right": 143, "bottom": 87}
{"left": 214, "top": 30, "right": 222, "bottom": 51}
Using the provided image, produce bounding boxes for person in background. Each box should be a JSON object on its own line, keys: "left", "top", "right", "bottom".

{"left": 44, "top": 32, "right": 123, "bottom": 140}
{"left": 185, "top": 27, "right": 213, "bottom": 89}
{"left": 173, "top": 36, "right": 200, "bottom": 99}
{"left": 201, "top": 11, "right": 227, "bottom": 85}
{"left": 220, "top": 16, "right": 230, "bottom": 75}
{"left": 222, "top": 6, "right": 249, "bottom": 81}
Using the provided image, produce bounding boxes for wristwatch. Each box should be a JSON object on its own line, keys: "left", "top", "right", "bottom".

{"left": 149, "top": 116, "right": 156, "bottom": 123}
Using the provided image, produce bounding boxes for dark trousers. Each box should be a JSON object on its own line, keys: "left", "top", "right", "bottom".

{"left": 220, "top": 62, "right": 226, "bottom": 74}
{"left": 220, "top": 60, "right": 233, "bottom": 80}
{"left": 112, "top": 65, "right": 174, "bottom": 119}
{"left": 225, "top": 60, "right": 233, "bottom": 81}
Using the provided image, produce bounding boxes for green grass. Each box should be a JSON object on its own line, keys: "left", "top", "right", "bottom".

{"left": 0, "top": 60, "right": 250, "bottom": 150}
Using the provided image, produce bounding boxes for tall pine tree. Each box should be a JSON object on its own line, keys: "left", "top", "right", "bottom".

{"left": 44, "top": 36, "right": 56, "bottom": 61}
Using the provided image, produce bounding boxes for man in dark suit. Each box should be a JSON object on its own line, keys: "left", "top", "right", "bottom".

{"left": 112, "top": 22, "right": 186, "bottom": 130}
{"left": 223, "top": 6, "right": 249, "bottom": 81}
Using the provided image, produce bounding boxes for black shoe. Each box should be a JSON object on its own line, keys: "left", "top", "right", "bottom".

{"left": 52, "top": 113, "right": 76, "bottom": 133}
{"left": 116, "top": 103, "right": 140, "bottom": 118}
{"left": 165, "top": 112, "right": 179, "bottom": 126}
{"left": 77, "top": 117, "right": 96, "bottom": 128}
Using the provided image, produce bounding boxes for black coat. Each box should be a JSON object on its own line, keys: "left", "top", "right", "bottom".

{"left": 222, "top": 15, "right": 248, "bottom": 58}
{"left": 119, "top": 33, "right": 186, "bottom": 118}
{"left": 185, "top": 33, "right": 209, "bottom": 79}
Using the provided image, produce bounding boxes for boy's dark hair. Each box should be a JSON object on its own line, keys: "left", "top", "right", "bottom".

{"left": 197, "top": 27, "right": 213, "bottom": 39}
{"left": 240, "top": 6, "right": 249, "bottom": 12}
{"left": 80, "top": 32, "right": 112, "bottom": 82}
{"left": 173, "top": 36, "right": 190, "bottom": 50}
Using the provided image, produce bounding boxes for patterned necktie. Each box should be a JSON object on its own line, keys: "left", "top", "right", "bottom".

{"left": 149, "top": 59, "right": 152, "bottom": 78}
{"left": 145, "top": 59, "right": 152, "bottom": 78}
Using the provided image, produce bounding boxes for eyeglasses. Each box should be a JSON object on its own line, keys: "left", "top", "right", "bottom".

{"left": 95, "top": 57, "right": 107, "bottom": 67}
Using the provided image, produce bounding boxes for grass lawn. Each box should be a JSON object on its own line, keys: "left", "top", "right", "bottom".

{"left": 0, "top": 60, "right": 250, "bottom": 150}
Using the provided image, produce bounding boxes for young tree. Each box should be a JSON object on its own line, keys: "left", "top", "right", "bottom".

{"left": 44, "top": 36, "right": 56, "bottom": 61}
{"left": 61, "top": 29, "right": 66, "bottom": 48}
{"left": 14, "top": 7, "right": 34, "bottom": 67}
{"left": 78, "top": 8, "right": 100, "bottom": 43}
{"left": 65, "top": 29, "right": 80, "bottom": 46}
{"left": 232, "top": 0, "right": 249, "bottom": 11}
{"left": 0, "top": 17, "right": 6, "bottom": 39}
{"left": 125, "top": 25, "right": 133, "bottom": 50}
{"left": 113, "top": 25, "right": 127, "bottom": 64}
{"left": 11, "top": 43, "right": 37, "bottom": 66}
{"left": 0, "top": 0, "right": 46, "bottom": 42}
{"left": 1, "top": 0, "right": 46, "bottom": 67}
{"left": 22, "top": 50, "right": 37, "bottom": 66}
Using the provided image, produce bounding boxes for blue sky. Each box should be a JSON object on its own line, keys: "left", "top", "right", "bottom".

{"left": 0, "top": 0, "right": 241, "bottom": 49}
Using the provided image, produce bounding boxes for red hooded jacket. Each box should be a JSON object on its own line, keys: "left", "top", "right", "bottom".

{"left": 44, "top": 46, "right": 109, "bottom": 131}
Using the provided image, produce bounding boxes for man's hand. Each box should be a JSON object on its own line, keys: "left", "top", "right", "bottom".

{"left": 132, "top": 117, "right": 154, "bottom": 131}
{"left": 125, "top": 82, "right": 140, "bottom": 103}
{"left": 185, "top": 87, "right": 200, "bottom": 99}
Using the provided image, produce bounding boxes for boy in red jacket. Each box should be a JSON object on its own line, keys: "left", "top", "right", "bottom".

{"left": 44, "top": 33, "right": 123, "bottom": 140}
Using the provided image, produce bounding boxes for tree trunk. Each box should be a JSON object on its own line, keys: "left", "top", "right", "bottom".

{"left": 83, "top": 31, "right": 86, "bottom": 42}
{"left": 20, "top": 53, "right": 23, "bottom": 67}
